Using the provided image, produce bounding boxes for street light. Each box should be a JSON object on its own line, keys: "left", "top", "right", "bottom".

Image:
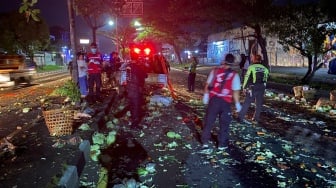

{"left": 107, "top": 18, "right": 118, "bottom": 52}
{"left": 108, "top": 20, "right": 114, "bottom": 26}
{"left": 134, "top": 20, "right": 141, "bottom": 27}
{"left": 134, "top": 20, "right": 144, "bottom": 31}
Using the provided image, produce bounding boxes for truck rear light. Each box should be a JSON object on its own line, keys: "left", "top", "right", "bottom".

{"left": 144, "top": 48, "right": 151, "bottom": 55}
{"left": 133, "top": 47, "right": 141, "bottom": 54}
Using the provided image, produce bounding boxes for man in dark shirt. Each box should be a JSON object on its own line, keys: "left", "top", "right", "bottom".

{"left": 126, "top": 58, "right": 148, "bottom": 130}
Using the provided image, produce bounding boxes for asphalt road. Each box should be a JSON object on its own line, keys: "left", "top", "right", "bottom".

{"left": 196, "top": 65, "right": 336, "bottom": 83}
{"left": 1, "top": 66, "right": 336, "bottom": 187}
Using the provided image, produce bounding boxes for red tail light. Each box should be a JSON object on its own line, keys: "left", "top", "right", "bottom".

{"left": 130, "top": 43, "right": 155, "bottom": 60}
{"left": 133, "top": 47, "right": 141, "bottom": 54}
{"left": 144, "top": 48, "right": 151, "bottom": 55}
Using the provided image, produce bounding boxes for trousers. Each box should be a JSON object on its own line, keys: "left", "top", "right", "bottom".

{"left": 127, "top": 85, "right": 145, "bottom": 125}
{"left": 201, "top": 96, "right": 232, "bottom": 147}
{"left": 78, "top": 75, "right": 88, "bottom": 96}
{"left": 188, "top": 72, "right": 196, "bottom": 91}
{"left": 88, "top": 73, "right": 102, "bottom": 98}
{"left": 239, "top": 84, "right": 266, "bottom": 122}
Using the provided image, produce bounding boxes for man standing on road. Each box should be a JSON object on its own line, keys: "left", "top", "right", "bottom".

{"left": 188, "top": 56, "right": 198, "bottom": 92}
{"left": 109, "top": 51, "right": 121, "bottom": 74}
{"left": 238, "top": 54, "right": 269, "bottom": 124}
{"left": 87, "top": 43, "right": 103, "bottom": 103}
{"left": 126, "top": 51, "right": 148, "bottom": 130}
{"left": 201, "top": 53, "right": 242, "bottom": 152}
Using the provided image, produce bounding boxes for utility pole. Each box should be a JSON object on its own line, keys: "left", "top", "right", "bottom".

{"left": 67, "top": 0, "right": 78, "bottom": 83}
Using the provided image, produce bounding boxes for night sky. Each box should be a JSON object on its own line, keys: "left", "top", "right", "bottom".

{"left": 0, "top": 0, "right": 114, "bottom": 53}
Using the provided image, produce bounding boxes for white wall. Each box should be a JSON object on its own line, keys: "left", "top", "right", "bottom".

{"left": 207, "top": 27, "right": 308, "bottom": 67}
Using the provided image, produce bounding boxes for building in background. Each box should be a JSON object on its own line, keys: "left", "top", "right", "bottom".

{"left": 207, "top": 27, "right": 308, "bottom": 67}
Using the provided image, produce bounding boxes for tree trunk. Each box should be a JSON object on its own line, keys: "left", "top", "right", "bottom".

{"left": 301, "top": 56, "right": 313, "bottom": 84}
{"left": 67, "top": 0, "right": 78, "bottom": 84}
{"left": 301, "top": 55, "right": 323, "bottom": 84}
{"left": 172, "top": 43, "right": 183, "bottom": 64}
{"left": 254, "top": 24, "right": 270, "bottom": 69}
{"left": 92, "top": 27, "right": 97, "bottom": 44}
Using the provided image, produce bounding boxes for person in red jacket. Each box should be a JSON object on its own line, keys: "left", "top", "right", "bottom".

{"left": 86, "top": 43, "right": 103, "bottom": 103}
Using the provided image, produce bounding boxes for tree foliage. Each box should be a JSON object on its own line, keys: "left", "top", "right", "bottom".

{"left": 73, "top": 0, "right": 126, "bottom": 44}
{"left": 140, "top": 0, "right": 211, "bottom": 63}
{"left": 319, "top": 0, "right": 336, "bottom": 20}
{"left": 141, "top": 0, "right": 336, "bottom": 84}
{"left": 16, "top": 0, "right": 336, "bottom": 84}
{"left": 98, "top": 24, "right": 137, "bottom": 58}
{"left": 0, "top": 11, "right": 49, "bottom": 57}
{"left": 19, "top": 0, "right": 40, "bottom": 22}
{"left": 266, "top": 1, "right": 336, "bottom": 83}
{"left": 141, "top": 0, "right": 275, "bottom": 64}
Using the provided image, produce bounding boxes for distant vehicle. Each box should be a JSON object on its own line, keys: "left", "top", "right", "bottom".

{"left": 143, "top": 54, "right": 169, "bottom": 87}
{"left": 115, "top": 43, "right": 169, "bottom": 88}
{"left": 0, "top": 55, "right": 37, "bottom": 88}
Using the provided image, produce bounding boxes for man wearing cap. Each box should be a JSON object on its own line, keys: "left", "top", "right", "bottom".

{"left": 201, "top": 53, "right": 242, "bottom": 152}
{"left": 238, "top": 54, "right": 269, "bottom": 124}
{"left": 87, "top": 43, "right": 103, "bottom": 103}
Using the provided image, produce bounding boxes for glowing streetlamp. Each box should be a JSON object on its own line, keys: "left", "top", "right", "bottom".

{"left": 134, "top": 20, "right": 141, "bottom": 27}
{"left": 107, "top": 18, "right": 118, "bottom": 52}
{"left": 134, "top": 20, "right": 144, "bottom": 31}
{"left": 108, "top": 20, "right": 114, "bottom": 26}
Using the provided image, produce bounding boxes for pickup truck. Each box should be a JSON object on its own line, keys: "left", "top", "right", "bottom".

{"left": 116, "top": 54, "right": 169, "bottom": 88}
{"left": 0, "top": 55, "right": 36, "bottom": 88}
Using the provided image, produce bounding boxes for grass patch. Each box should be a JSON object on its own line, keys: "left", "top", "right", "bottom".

{"left": 269, "top": 75, "right": 334, "bottom": 91}
{"left": 269, "top": 75, "right": 301, "bottom": 85}
{"left": 171, "top": 62, "right": 213, "bottom": 70}
{"left": 171, "top": 62, "right": 189, "bottom": 70}
{"left": 37, "top": 65, "right": 65, "bottom": 73}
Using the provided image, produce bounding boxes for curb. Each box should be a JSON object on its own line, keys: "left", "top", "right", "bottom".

{"left": 34, "top": 69, "right": 68, "bottom": 78}
{"left": 58, "top": 92, "right": 116, "bottom": 188}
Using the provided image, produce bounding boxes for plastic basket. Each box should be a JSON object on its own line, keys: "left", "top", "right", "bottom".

{"left": 42, "top": 108, "right": 76, "bottom": 136}
{"left": 302, "top": 89, "right": 316, "bottom": 100}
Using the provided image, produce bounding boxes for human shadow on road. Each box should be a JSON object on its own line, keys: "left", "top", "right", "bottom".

{"left": 99, "top": 130, "right": 148, "bottom": 186}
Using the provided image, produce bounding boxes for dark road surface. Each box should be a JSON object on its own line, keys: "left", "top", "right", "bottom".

{"left": 0, "top": 66, "right": 336, "bottom": 187}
